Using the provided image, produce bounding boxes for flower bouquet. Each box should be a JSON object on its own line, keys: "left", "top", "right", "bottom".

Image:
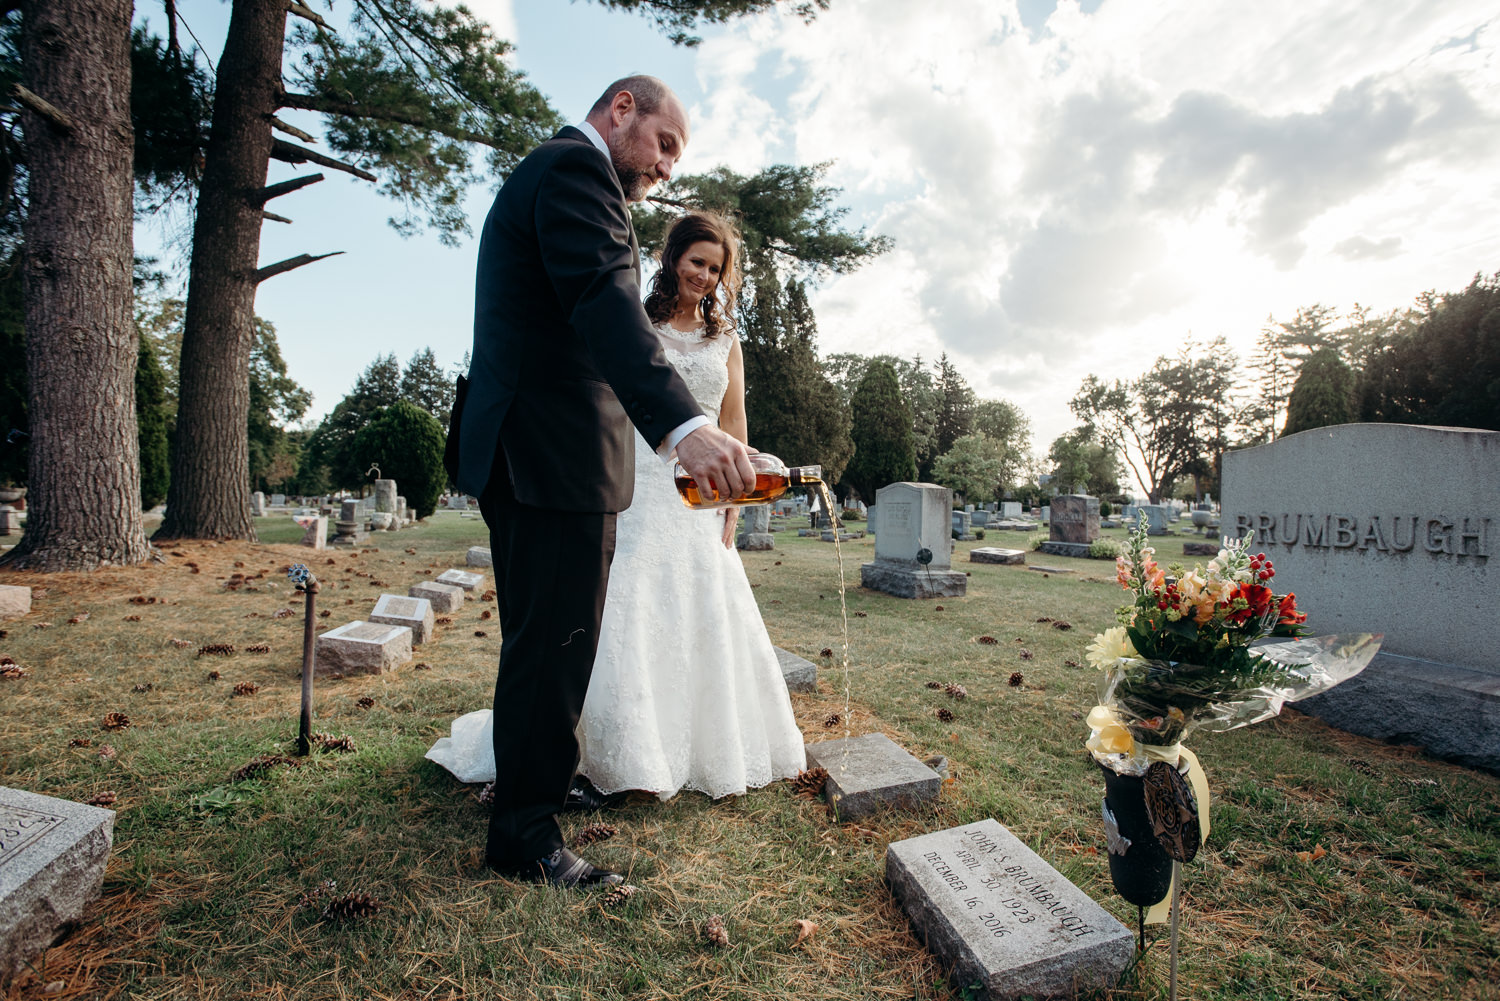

{"left": 1084, "top": 521, "right": 1381, "bottom": 919}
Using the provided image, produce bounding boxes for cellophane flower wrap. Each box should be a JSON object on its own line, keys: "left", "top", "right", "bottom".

{"left": 1086, "top": 520, "right": 1380, "bottom": 775}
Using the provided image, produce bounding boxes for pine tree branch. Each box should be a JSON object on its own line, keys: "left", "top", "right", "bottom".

{"left": 263, "top": 211, "right": 293, "bottom": 224}
{"left": 256, "top": 251, "right": 344, "bottom": 284}
{"left": 251, "top": 173, "right": 325, "bottom": 205}
{"left": 270, "top": 138, "right": 376, "bottom": 181}
{"left": 11, "top": 85, "right": 73, "bottom": 131}
{"left": 269, "top": 114, "right": 316, "bottom": 143}
{"left": 280, "top": 91, "right": 498, "bottom": 148}
{"left": 286, "top": 1, "right": 329, "bottom": 28}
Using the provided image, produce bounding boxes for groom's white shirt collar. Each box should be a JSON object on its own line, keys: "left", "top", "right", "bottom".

{"left": 577, "top": 121, "right": 609, "bottom": 159}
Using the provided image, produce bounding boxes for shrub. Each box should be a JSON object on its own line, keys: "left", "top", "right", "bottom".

{"left": 1028, "top": 533, "right": 1048, "bottom": 551}
{"left": 1099, "top": 501, "right": 1112, "bottom": 518}
{"left": 974, "top": 529, "right": 985, "bottom": 540}
{"left": 351, "top": 401, "right": 446, "bottom": 519}
{"left": 841, "top": 508, "right": 863, "bottom": 521}
{"left": 1088, "top": 538, "right": 1122, "bottom": 559}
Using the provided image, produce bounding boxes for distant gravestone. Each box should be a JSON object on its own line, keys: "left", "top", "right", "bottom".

{"left": 369, "top": 594, "right": 435, "bottom": 644}
{"left": 860, "top": 483, "right": 966, "bottom": 599}
{"left": 1223, "top": 423, "right": 1498, "bottom": 772}
{"left": 297, "top": 515, "right": 327, "bottom": 550}
{"left": 332, "top": 499, "right": 366, "bottom": 548}
{"left": 970, "top": 547, "right": 1025, "bottom": 565}
{"left": 314, "top": 621, "right": 412, "bottom": 676}
{"left": 409, "top": 580, "right": 465, "bottom": 614}
{"left": 466, "top": 546, "right": 493, "bottom": 568}
{"left": 773, "top": 646, "right": 817, "bottom": 693}
{"left": 251, "top": 491, "right": 266, "bottom": 517}
{"left": 1000, "top": 501, "right": 1022, "bottom": 518}
{"left": 1139, "top": 505, "right": 1171, "bottom": 535}
{"left": 395, "top": 495, "right": 408, "bottom": 526}
{"left": 269, "top": 493, "right": 286, "bottom": 507}
{"left": 447, "top": 494, "right": 469, "bottom": 511}
{"left": 952, "top": 510, "right": 975, "bottom": 541}
{"left": 737, "top": 504, "right": 774, "bottom": 551}
{"left": 804, "top": 733, "right": 942, "bottom": 819}
{"left": 1039, "top": 495, "right": 1099, "bottom": 558}
{"left": 972, "top": 510, "right": 989, "bottom": 528}
{"left": 1183, "top": 541, "right": 1218, "bottom": 557}
{"left": 1, "top": 786, "right": 115, "bottom": 986}
{"left": 0, "top": 585, "right": 30, "bottom": 621}
{"left": 886, "top": 819, "right": 1132, "bottom": 1001}
{"left": 435, "top": 569, "right": 484, "bottom": 591}
{"left": 1039, "top": 505, "right": 1050, "bottom": 525}
{"left": 374, "top": 479, "right": 397, "bottom": 515}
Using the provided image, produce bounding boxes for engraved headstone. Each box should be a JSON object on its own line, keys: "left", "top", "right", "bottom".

{"left": 314, "top": 620, "right": 413, "bottom": 676}
{"left": 886, "top": 819, "right": 1132, "bottom": 1000}
{"left": 0, "top": 585, "right": 30, "bottom": 621}
{"left": 466, "top": 546, "right": 493, "bottom": 568}
{"left": 737, "top": 504, "right": 774, "bottom": 551}
{"left": 860, "top": 483, "right": 966, "bottom": 598}
{"left": 773, "top": 646, "right": 817, "bottom": 693}
{"left": 1000, "top": 501, "right": 1022, "bottom": 518}
{"left": 409, "top": 580, "right": 465, "bottom": 614}
{"left": 374, "top": 479, "right": 397, "bottom": 515}
{"left": 1140, "top": 505, "right": 1171, "bottom": 536}
{"left": 804, "top": 733, "right": 941, "bottom": 819}
{"left": 1223, "top": 423, "right": 1498, "bottom": 771}
{"left": 972, "top": 510, "right": 989, "bottom": 528}
{"left": 270, "top": 493, "right": 286, "bottom": 507}
{"left": 447, "top": 494, "right": 470, "bottom": 511}
{"left": 1038, "top": 494, "right": 1099, "bottom": 557}
{"left": 370, "top": 593, "right": 435, "bottom": 644}
{"left": 435, "top": 569, "right": 484, "bottom": 591}
{"left": 952, "top": 510, "right": 975, "bottom": 541}
{"left": 1, "top": 786, "right": 115, "bottom": 986}
{"left": 970, "top": 547, "right": 1025, "bottom": 565}
{"left": 251, "top": 491, "right": 266, "bottom": 517}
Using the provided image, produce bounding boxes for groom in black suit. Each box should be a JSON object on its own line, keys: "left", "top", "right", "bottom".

{"left": 455, "top": 76, "right": 753, "bottom": 887}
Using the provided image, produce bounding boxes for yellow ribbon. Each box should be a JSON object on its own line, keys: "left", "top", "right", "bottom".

{"left": 1142, "top": 746, "right": 1210, "bottom": 925}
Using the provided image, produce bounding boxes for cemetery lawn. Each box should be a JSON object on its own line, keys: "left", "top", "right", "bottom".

{"left": 1, "top": 514, "right": 1497, "bottom": 1000}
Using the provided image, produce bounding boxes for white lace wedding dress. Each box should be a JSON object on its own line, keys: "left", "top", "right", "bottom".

{"left": 426, "top": 322, "right": 807, "bottom": 800}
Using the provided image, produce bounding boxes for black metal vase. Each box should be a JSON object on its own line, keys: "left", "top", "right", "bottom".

{"left": 1098, "top": 762, "right": 1174, "bottom": 907}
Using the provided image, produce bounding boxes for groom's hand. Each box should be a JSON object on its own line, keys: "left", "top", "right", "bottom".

{"left": 676, "top": 426, "right": 755, "bottom": 502}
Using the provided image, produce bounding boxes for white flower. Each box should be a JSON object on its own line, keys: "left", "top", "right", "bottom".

{"left": 1086, "top": 626, "right": 1137, "bottom": 669}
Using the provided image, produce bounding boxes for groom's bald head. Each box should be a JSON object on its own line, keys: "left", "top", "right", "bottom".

{"left": 585, "top": 75, "right": 689, "bottom": 201}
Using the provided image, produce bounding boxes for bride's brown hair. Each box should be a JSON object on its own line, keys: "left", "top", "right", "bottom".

{"left": 644, "top": 212, "right": 740, "bottom": 339}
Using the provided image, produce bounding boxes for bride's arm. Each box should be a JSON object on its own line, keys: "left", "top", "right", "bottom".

{"left": 719, "top": 336, "right": 748, "bottom": 548}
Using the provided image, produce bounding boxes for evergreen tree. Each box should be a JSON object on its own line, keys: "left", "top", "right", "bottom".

{"left": 247, "top": 318, "right": 312, "bottom": 492}
{"left": 0, "top": 254, "right": 23, "bottom": 486}
{"left": 843, "top": 361, "right": 916, "bottom": 503}
{"left": 352, "top": 401, "right": 446, "bottom": 518}
{"left": 305, "top": 354, "right": 402, "bottom": 490}
{"left": 932, "top": 434, "right": 1002, "bottom": 506}
{"left": 1282, "top": 347, "right": 1357, "bottom": 436}
{"left": 399, "top": 347, "right": 455, "bottom": 424}
{"left": 136, "top": 332, "right": 170, "bottom": 510}
{"left": 932, "top": 353, "right": 975, "bottom": 458}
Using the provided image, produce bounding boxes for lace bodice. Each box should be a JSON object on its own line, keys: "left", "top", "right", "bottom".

{"left": 654, "top": 322, "right": 732, "bottom": 423}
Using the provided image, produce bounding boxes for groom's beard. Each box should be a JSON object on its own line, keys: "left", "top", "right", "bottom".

{"left": 610, "top": 124, "right": 659, "bottom": 202}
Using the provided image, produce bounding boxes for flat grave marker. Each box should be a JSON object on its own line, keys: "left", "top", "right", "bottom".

{"left": 435, "top": 569, "right": 484, "bottom": 592}
{"left": 370, "top": 594, "right": 435, "bottom": 644}
{"left": 970, "top": 547, "right": 1025, "bottom": 565}
{"left": 315, "top": 620, "right": 412, "bottom": 676}
{"left": 409, "top": 581, "right": 465, "bottom": 614}
{"left": 773, "top": 646, "right": 817, "bottom": 693}
{"left": 805, "top": 733, "right": 941, "bottom": 819}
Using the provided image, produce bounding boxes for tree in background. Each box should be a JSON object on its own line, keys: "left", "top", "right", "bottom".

{"left": 0, "top": 255, "right": 23, "bottom": 486}
{"left": 304, "top": 354, "right": 402, "bottom": 491}
{"left": 399, "top": 347, "right": 456, "bottom": 425}
{"left": 1282, "top": 346, "right": 1356, "bottom": 437}
{"left": 597, "top": 0, "right": 828, "bottom": 45}
{"left": 843, "top": 361, "right": 916, "bottom": 503}
{"left": 1046, "top": 429, "right": 1121, "bottom": 498}
{"left": 247, "top": 318, "right": 312, "bottom": 492}
{"left": 136, "top": 333, "right": 170, "bottom": 509}
{"left": 972, "top": 398, "right": 1031, "bottom": 497}
{"left": 932, "top": 434, "right": 1003, "bottom": 507}
{"left": 1, "top": 0, "right": 151, "bottom": 570}
{"left": 352, "top": 401, "right": 446, "bottom": 518}
{"left": 932, "top": 353, "right": 975, "bottom": 461}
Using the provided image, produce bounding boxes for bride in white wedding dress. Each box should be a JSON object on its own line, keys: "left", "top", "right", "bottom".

{"left": 428, "top": 212, "right": 806, "bottom": 800}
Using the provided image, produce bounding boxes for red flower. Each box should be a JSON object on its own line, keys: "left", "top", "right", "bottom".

{"left": 1229, "top": 583, "right": 1274, "bottom": 624}
{"left": 1277, "top": 592, "right": 1307, "bottom": 626}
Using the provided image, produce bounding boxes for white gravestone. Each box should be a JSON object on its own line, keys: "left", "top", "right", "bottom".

{"left": 1223, "top": 423, "right": 1498, "bottom": 771}
{"left": 374, "top": 479, "right": 397, "bottom": 515}
{"left": 435, "top": 569, "right": 484, "bottom": 591}
{"left": 860, "top": 483, "right": 966, "bottom": 598}
{"left": 772, "top": 646, "right": 817, "bottom": 693}
{"left": 887, "top": 819, "right": 1132, "bottom": 1001}
{"left": 296, "top": 515, "right": 327, "bottom": 550}
{"left": 1, "top": 786, "right": 115, "bottom": 985}
{"left": 409, "top": 581, "right": 465, "bottom": 614}
{"left": 251, "top": 491, "right": 266, "bottom": 517}
{"left": 466, "top": 546, "right": 493, "bottom": 568}
{"left": 737, "top": 504, "right": 774, "bottom": 551}
{"left": 314, "top": 620, "right": 412, "bottom": 676}
{"left": 0, "top": 585, "right": 30, "bottom": 621}
{"left": 369, "top": 594, "right": 435, "bottom": 644}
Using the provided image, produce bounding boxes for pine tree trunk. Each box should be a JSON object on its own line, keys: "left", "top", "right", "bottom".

{"left": 156, "top": 0, "right": 287, "bottom": 542}
{"left": 0, "top": 0, "right": 151, "bottom": 572}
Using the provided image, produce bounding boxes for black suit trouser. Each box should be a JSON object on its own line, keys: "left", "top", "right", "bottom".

{"left": 479, "top": 489, "right": 617, "bottom": 868}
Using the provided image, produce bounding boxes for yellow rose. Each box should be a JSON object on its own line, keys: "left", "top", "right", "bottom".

{"left": 1086, "top": 705, "right": 1135, "bottom": 756}
{"left": 1085, "top": 626, "right": 1137, "bottom": 669}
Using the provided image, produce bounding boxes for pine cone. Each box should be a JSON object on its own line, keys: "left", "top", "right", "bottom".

{"left": 703, "top": 914, "right": 730, "bottom": 948}
{"left": 231, "top": 754, "right": 300, "bottom": 782}
{"left": 976, "top": 635, "right": 997, "bottom": 645}
{"left": 68, "top": 613, "right": 90, "bottom": 624}
{"left": 356, "top": 696, "right": 375, "bottom": 709}
{"left": 101, "top": 711, "right": 131, "bottom": 731}
{"left": 1035, "top": 617, "right": 1053, "bottom": 623}
{"left": 822, "top": 712, "right": 841, "bottom": 728}
{"left": 1019, "top": 649, "right": 1033, "bottom": 660}
{"left": 1009, "top": 672, "right": 1024, "bottom": 687}
{"left": 68, "top": 737, "right": 92, "bottom": 748}
{"left": 132, "top": 682, "right": 153, "bottom": 693}
{"left": 86, "top": 791, "right": 118, "bottom": 807}
{"left": 206, "top": 670, "right": 221, "bottom": 681}
{"left": 1064, "top": 659, "right": 1080, "bottom": 668}
{"left": 435, "top": 617, "right": 453, "bottom": 625}
{"left": 480, "top": 609, "right": 492, "bottom": 620}
{"left": 481, "top": 590, "right": 496, "bottom": 602}
{"left": 170, "top": 639, "right": 192, "bottom": 648}
{"left": 473, "top": 630, "right": 487, "bottom": 637}
{"left": 97, "top": 744, "right": 117, "bottom": 761}
{"left": 246, "top": 643, "right": 271, "bottom": 654}
{"left": 311, "top": 732, "right": 356, "bottom": 753}
{"left": 1052, "top": 621, "right": 1072, "bottom": 631}
{"left": 322, "top": 891, "right": 381, "bottom": 921}
{"left": 478, "top": 782, "right": 495, "bottom": 806}
{"left": 197, "top": 643, "right": 235, "bottom": 657}
{"left": 820, "top": 648, "right": 833, "bottom": 658}
{"left": 791, "top": 767, "right": 828, "bottom": 799}
{"left": 273, "top": 609, "right": 295, "bottom": 619}
{"left": 943, "top": 683, "right": 968, "bottom": 701}
{"left": 233, "top": 681, "right": 260, "bottom": 697}
{"left": 936, "top": 707, "right": 954, "bottom": 723}
{"left": 572, "top": 822, "right": 619, "bottom": 849}
{"left": 0, "top": 664, "right": 28, "bottom": 679}
{"left": 414, "top": 662, "right": 431, "bottom": 671}
{"left": 924, "top": 681, "right": 943, "bottom": 690}
{"left": 600, "top": 883, "right": 637, "bottom": 909}
{"left": 123, "top": 614, "right": 142, "bottom": 622}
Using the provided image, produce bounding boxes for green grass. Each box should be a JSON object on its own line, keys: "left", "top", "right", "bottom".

{"left": 1, "top": 513, "right": 1496, "bottom": 999}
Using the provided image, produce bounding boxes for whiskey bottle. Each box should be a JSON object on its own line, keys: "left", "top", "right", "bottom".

{"left": 674, "top": 454, "right": 822, "bottom": 509}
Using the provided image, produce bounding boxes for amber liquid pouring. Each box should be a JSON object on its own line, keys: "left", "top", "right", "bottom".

{"left": 674, "top": 471, "right": 791, "bottom": 508}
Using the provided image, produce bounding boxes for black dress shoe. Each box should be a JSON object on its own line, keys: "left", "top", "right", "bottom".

{"left": 502, "top": 847, "right": 623, "bottom": 888}
{"left": 562, "top": 776, "right": 627, "bottom": 813}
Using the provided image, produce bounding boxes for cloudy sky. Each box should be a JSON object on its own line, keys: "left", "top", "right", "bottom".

{"left": 139, "top": 0, "right": 1500, "bottom": 458}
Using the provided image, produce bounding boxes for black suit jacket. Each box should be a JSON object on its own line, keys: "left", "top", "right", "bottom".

{"left": 456, "top": 126, "right": 703, "bottom": 511}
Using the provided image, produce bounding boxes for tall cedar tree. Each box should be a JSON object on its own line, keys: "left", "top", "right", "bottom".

{"left": 1, "top": 0, "right": 152, "bottom": 570}
{"left": 931, "top": 353, "right": 975, "bottom": 472}
{"left": 136, "top": 332, "right": 170, "bottom": 509}
{"left": 843, "top": 361, "right": 916, "bottom": 504}
{"left": 1281, "top": 346, "right": 1356, "bottom": 437}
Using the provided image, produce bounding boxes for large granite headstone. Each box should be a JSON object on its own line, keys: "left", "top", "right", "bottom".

{"left": 1139, "top": 505, "right": 1171, "bottom": 535}
{"left": 887, "top": 819, "right": 1132, "bottom": 1000}
{"left": 860, "top": 483, "right": 966, "bottom": 598}
{"left": 773, "top": 646, "right": 817, "bottom": 693}
{"left": 1039, "top": 495, "right": 1099, "bottom": 558}
{"left": 1, "top": 786, "right": 115, "bottom": 986}
{"left": 737, "top": 504, "right": 773, "bottom": 551}
{"left": 369, "top": 594, "right": 435, "bottom": 644}
{"left": 1224, "top": 424, "right": 1498, "bottom": 772}
{"left": 804, "top": 733, "right": 941, "bottom": 819}
{"left": 409, "top": 580, "right": 465, "bottom": 614}
{"left": 314, "top": 620, "right": 412, "bottom": 676}
{"left": 1000, "top": 501, "right": 1022, "bottom": 518}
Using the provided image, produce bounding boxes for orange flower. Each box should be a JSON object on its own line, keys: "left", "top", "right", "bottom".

{"left": 1278, "top": 592, "right": 1307, "bottom": 626}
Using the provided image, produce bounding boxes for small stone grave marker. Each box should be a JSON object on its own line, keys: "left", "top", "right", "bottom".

{"left": 886, "top": 819, "right": 1132, "bottom": 1001}
{"left": 370, "top": 594, "right": 435, "bottom": 644}
{"left": 0, "top": 584, "right": 30, "bottom": 621}
{"left": 296, "top": 515, "right": 327, "bottom": 550}
{"left": 804, "top": 733, "right": 941, "bottom": 819}
{"left": 466, "top": 546, "right": 493, "bottom": 568}
{"left": 409, "top": 581, "right": 465, "bottom": 614}
{"left": 1026, "top": 564, "right": 1074, "bottom": 574}
{"left": 773, "top": 646, "right": 817, "bottom": 693}
{"left": 435, "top": 569, "right": 484, "bottom": 592}
{"left": 970, "top": 547, "right": 1025, "bottom": 565}
{"left": 315, "top": 620, "right": 412, "bottom": 676}
{"left": 1182, "top": 541, "right": 1218, "bottom": 557}
{"left": 1, "top": 786, "right": 115, "bottom": 985}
